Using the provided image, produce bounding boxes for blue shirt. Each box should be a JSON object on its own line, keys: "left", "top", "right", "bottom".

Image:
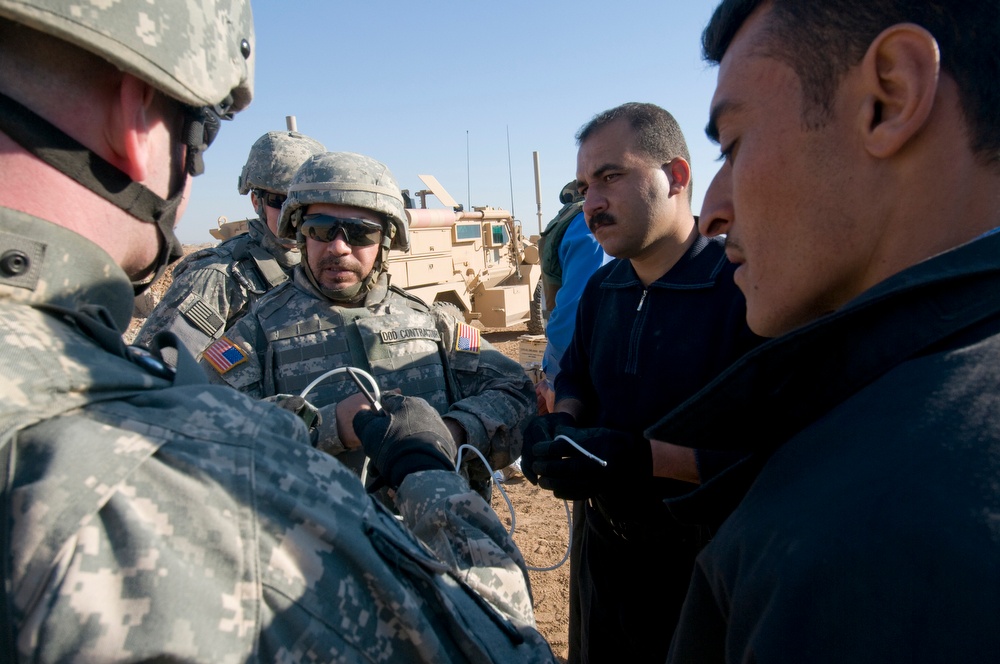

{"left": 541, "top": 211, "right": 609, "bottom": 378}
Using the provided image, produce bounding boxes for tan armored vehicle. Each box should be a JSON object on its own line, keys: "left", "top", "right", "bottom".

{"left": 209, "top": 215, "right": 250, "bottom": 241}
{"left": 393, "top": 175, "right": 542, "bottom": 331}
{"left": 208, "top": 175, "right": 543, "bottom": 332}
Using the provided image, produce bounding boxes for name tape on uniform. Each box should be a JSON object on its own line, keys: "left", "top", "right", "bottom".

{"left": 379, "top": 327, "right": 437, "bottom": 343}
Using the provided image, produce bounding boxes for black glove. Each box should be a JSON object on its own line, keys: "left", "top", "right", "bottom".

{"left": 264, "top": 394, "right": 320, "bottom": 430}
{"left": 353, "top": 394, "right": 457, "bottom": 489}
{"left": 532, "top": 426, "right": 652, "bottom": 500}
{"left": 521, "top": 412, "right": 576, "bottom": 485}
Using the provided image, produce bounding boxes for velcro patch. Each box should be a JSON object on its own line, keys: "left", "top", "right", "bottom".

{"left": 454, "top": 322, "right": 481, "bottom": 354}
{"left": 180, "top": 295, "right": 225, "bottom": 337}
{"left": 379, "top": 327, "right": 438, "bottom": 343}
{"left": 203, "top": 337, "right": 248, "bottom": 374}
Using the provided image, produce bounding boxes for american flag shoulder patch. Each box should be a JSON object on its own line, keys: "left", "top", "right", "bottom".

{"left": 454, "top": 322, "right": 481, "bottom": 354}
{"left": 203, "top": 336, "right": 248, "bottom": 374}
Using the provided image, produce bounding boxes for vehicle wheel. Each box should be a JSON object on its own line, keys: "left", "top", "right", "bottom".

{"left": 433, "top": 301, "right": 465, "bottom": 323}
{"left": 527, "top": 281, "right": 546, "bottom": 334}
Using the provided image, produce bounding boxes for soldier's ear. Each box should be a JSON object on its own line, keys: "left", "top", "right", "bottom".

{"left": 112, "top": 73, "right": 158, "bottom": 182}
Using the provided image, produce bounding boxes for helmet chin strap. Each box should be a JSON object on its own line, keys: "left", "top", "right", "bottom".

{"left": 0, "top": 90, "right": 185, "bottom": 295}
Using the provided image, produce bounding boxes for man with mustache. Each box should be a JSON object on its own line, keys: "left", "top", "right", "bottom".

{"left": 520, "top": 102, "right": 762, "bottom": 663}
{"left": 133, "top": 129, "right": 325, "bottom": 362}
{"left": 201, "top": 150, "right": 534, "bottom": 501}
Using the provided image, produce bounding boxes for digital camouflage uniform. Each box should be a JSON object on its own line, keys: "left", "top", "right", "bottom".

{"left": 134, "top": 130, "right": 326, "bottom": 357}
{"left": 133, "top": 217, "right": 298, "bottom": 353}
{"left": 201, "top": 267, "right": 534, "bottom": 490}
{"left": 0, "top": 0, "right": 553, "bottom": 656}
{"left": 201, "top": 150, "right": 534, "bottom": 495}
{"left": 0, "top": 207, "right": 556, "bottom": 663}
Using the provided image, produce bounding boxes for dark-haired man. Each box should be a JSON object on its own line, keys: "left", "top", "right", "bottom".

{"left": 522, "top": 102, "right": 761, "bottom": 663}
{"left": 651, "top": 2, "right": 1000, "bottom": 661}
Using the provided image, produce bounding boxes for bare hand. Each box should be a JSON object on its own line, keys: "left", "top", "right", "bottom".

{"left": 338, "top": 388, "right": 402, "bottom": 450}
{"left": 336, "top": 392, "right": 376, "bottom": 450}
{"left": 535, "top": 378, "right": 555, "bottom": 415}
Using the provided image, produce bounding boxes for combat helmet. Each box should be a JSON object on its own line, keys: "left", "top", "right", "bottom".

{"left": 0, "top": 0, "right": 255, "bottom": 293}
{"left": 559, "top": 179, "right": 584, "bottom": 205}
{"left": 0, "top": 0, "right": 254, "bottom": 112}
{"left": 278, "top": 152, "right": 410, "bottom": 252}
{"left": 278, "top": 151, "right": 409, "bottom": 303}
{"left": 238, "top": 131, "right": 327, "bottom": 196}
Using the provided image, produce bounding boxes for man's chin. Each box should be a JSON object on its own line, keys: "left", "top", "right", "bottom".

{"left": 319, "top": 279, "right": 360, "bottom": 292}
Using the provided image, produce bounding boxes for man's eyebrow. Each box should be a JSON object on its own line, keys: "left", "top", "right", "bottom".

{"left": 705, "top": 100, "right": 739, "bottom": 144}
{"left": 588, "top": 162, "right": 622, "bottom": 180}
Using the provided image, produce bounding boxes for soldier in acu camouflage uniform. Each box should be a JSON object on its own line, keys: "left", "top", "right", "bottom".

{"left": 134, "top": 129, "right": 325, "bottom": 361}
{"left": 201, "top": 151, "right": 535, "bottom": 499}
{"left": 0, "top": 0, "right": 556, "bottom": 661}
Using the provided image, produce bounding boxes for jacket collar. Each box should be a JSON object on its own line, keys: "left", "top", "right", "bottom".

{"left": 601, "top": 233, "right": 728, "bottom": 290}
{"left": 647, "top": 231, "right": 1000, "bottom": 452}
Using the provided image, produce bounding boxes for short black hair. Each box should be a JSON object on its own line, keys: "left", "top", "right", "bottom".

{"left": 702, "top": 0, "right": 1000, "bottom": 166}
{"left": 576, "top": 102, "right": 693, "bottom": 200}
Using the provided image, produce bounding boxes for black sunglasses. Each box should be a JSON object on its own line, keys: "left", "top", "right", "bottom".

{"left": 183, "top": 99, "right": 234, "bottom": 176}
{"left": 300, "top": 214, "right": 384, "bottom": 246}
{"left": 255, "top": 189, "right": 286, "bottom": 209}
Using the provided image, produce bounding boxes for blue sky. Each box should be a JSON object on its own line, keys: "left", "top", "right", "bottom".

{"left": 179, "top": 1, "right": 723, "bottom": 244}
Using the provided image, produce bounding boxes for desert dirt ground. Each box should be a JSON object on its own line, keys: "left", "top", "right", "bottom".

{"left": 127, "top": 252, "right": 572, "bottom": 661}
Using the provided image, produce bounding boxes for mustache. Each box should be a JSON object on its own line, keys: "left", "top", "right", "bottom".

{"left": 315, "top": 256, "right": 362, "bottom": 273}
{"left": 587, "top": 211, "right": 615, "bottom": 232}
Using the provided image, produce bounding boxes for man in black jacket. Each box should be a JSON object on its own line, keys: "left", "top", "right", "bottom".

{"left": 522, "top": 102, "right": 761, "bottom": 663}
{"left": 652, "top": 2, "right": 1000, "bottom": 662}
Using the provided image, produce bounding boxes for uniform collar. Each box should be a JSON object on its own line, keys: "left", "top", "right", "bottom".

{"left": 247, "top": 216, "right": 301, "bottom": 269}
{"left": 0, "top": 206, "right": 134, "bottom": 330}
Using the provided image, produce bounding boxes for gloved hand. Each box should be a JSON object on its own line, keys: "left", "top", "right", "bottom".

{"left": 532, "top": 426, "right": 652, "bottom": 500}
{"left": 263, "top": 393, "right": 320, "bottom": 430}
{"left": 521, "top": 412, "right": 575, "bottom": 485}
{"left": 353, "top": 393, "right": 457, "bottom": 489}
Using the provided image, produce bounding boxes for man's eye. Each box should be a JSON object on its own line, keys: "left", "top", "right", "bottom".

{"left": 716, "top": 141, "right": 736, "bottom": 164}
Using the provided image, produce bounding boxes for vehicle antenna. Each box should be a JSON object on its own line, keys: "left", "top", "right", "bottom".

{"left": 533, "top": 151, "right": 543, "bottom": 235}
{"left": 507, "top": 125, "right": 515, "bottom": 217}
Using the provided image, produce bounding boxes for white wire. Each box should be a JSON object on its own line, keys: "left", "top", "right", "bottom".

{"left": 554, "top": 433, "right": 607, "bottom": 466}
{"left": 297, "top": 369, "right": 578, "bottom": 573}
{"left": 298, "top": 366, "right": 381, "bottom": 485}
{"left": 298, "top": 366, "right": 381, "bottom": 403}
{"left": 514, "top": 432, "right": 604, "bottom": 571}
{"left": 457, "top": 443, "right": 516, "bottom": 530}
{"left": 458, "top": 440, "right": 583, "bottom": 573}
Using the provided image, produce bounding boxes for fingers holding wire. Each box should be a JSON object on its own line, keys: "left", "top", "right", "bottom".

{"left": 531, "top": 434, "right": 607, "bottom": 500}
